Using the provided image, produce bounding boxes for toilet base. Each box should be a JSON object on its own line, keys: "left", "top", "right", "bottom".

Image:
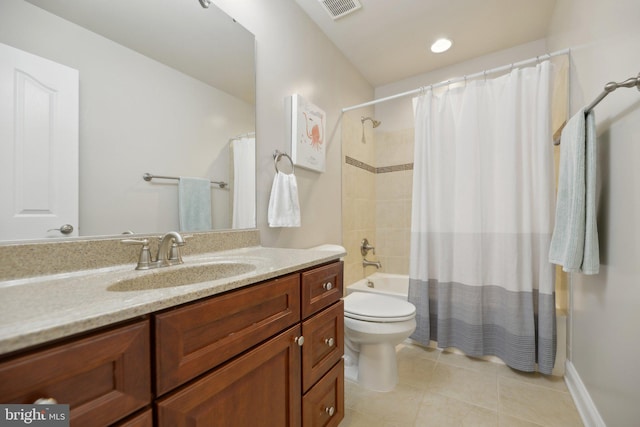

{"left": 357, "top": 343, "right": 398, "bottom": 392}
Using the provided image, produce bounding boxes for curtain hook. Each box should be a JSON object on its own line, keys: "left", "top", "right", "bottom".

{"left": 447, "top": 80, "right": 452, "bottom": 91}
{"left": 483, "top": 70, "right": 487, "bottom": 82}
{"left": 463, "top": 75, "right": 467, "bottom": 86}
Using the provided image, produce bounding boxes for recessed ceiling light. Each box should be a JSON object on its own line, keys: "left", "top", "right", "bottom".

{"left": 431, "top": 38, "right": 452, "bottom": 53}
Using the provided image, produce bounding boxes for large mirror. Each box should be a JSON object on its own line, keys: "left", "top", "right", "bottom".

{"left": 0, "top": 0, "right": 256, "bottom": 242}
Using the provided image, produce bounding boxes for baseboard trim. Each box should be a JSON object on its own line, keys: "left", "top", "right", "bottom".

{"left": 564, "top": 360, "right": 606, "bottom": 427}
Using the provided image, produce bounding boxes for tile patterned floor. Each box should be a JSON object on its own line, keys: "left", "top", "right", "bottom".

{"left": 339, "top": 342, "right": 583, "bottom": 427}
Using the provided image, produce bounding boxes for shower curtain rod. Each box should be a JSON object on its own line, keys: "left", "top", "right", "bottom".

{"left": 342, "top": 48, "right": 571, "bottom": 112}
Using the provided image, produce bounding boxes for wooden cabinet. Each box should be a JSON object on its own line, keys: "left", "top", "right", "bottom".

{"left": 0, "top": 320, "right": 151, "bottom": 427}
{"left": 301, "top": 301, "right": 344, "bottom": 393}
{"left": 114, "top": 409, "right": 153, "bottom": 427}
{"left": 154, "top": 273, "right": 300, "bottom": 395}
{"left": 301, "top": 261, "right": 343, "bottom": 319}
{"left": 155, "top": 260, "right": 344, "bottom": 427}
{"left": 302, "top": 360, "right": 344, "bottom": 427}
{"left": 157, "top": 326, "right": 302, "bottom": 427}
{"left": 0, "top": 259, "right": 344, "bottom": 427}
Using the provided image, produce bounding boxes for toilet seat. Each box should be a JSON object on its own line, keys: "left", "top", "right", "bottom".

{"left": 344, "top": 292, "right": 416, "bottom": 322}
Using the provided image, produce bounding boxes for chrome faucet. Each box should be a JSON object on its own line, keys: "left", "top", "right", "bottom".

{"left": 122, "top": 231, "right": 186, "bottom": 270}
{"left": 157, "top": 231, "right": 186, "bottom": 266}
{"left": 363, "top": 259, "right": 382, "bottom": 269}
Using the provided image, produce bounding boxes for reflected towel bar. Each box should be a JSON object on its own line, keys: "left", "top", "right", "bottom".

{"left": 143, "top": 173, "right": 227, "bottom": 189}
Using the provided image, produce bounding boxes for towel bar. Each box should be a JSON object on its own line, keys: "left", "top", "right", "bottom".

{"left": 143, "top": 173, "right": 227, "bottom": 189}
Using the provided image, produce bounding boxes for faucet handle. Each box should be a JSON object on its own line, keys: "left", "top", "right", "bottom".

{"left": 166, "top": 234, "right": 191, "bottom": 265}
{"left": 360, "top": 238, "right": 376, "bottom": 256}
{"left": 167, "top": 241, "right": 184, "bottom": 265}
{"left": 121, "top": 238, "right": 154, "bottom": 270}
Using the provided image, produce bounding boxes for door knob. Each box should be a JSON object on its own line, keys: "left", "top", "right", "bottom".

{"left": 48, "top": 224, "right": 74, "bottom": 234}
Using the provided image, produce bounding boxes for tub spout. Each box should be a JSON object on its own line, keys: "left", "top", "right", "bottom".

{"left": 363, "top": 259, "right": 382, "bottom": 269}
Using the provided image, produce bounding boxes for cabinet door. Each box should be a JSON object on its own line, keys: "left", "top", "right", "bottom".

{"left": 301, "top": 262, "right": 343, "bottom": 319}
{"left": 302, "top": 301, "right": 344, "bottom": 393}
{"left": 0, "top": 321, "right": 150, "bottom": 427}
{"left": 114, "top": 409, "right": 153, "bottom": 427}
{"left": 157, "top": 325, "right": 302, "bottom": 427}
{"left": 303, "top": 360, "right": 344, "bottom": 427}
{"left": 155, "top": 273, "right": 300, "bottom": 395}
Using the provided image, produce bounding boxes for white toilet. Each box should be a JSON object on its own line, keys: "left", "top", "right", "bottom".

{"left": 343, "top": 292, "right": 416, "bottom": 392}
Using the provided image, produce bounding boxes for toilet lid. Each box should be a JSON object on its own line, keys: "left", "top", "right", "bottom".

{"left": 344, "top": 292, "right": 416, "bottom": 322}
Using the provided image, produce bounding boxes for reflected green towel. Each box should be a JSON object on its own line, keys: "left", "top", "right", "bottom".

{"left": 179, "top": 177, "right": 212, "bottom": 232}
{"left": 549, "top": 109, "right": 599, "bottom": 274}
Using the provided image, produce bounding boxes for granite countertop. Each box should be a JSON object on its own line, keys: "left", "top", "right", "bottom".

{"left": 0, "top": 246, "right": 345, "bottom": 356}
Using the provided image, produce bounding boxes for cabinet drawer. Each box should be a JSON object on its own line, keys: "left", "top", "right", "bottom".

{"left": 301, "top": 261, "right": 343, "bottom": 319}
{"left": 0, "top": 321, "right": 151, "bottom": 427}
{"left": 155, "top": 273, "right": 300, "bottom": 395}
{"left": 157, "top": 326, "right": 302, "bottom": 427}
{"left": 302, "top": 301, "right": 344, "bottom": 393}
{"left": 302, "top": 359, "right": 344, "bottom": 427}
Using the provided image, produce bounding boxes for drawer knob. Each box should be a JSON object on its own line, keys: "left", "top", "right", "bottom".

{"left": 322, "top": 282, "right": 333, "bottom": 291}
{"left": 34, "top": 398, "right": 58, "bottom": 404}
{"left": 324, "top": 337, "right": 335, "bottom": 347}
{"left": 295, "top": 336, "right": 305, "bottom": 346}
{"left": 325, "top": 406, "right": 335, "bottom": 417}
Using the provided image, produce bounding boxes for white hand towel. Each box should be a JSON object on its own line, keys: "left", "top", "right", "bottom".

{"left": 179, "top": 177, "right": 212, "bottom": 232}
{"left": 268, "top": 171, "right": 301, "bottom": 227}
{"left": 549, "top": 108, "right": 599, "bottom": 274}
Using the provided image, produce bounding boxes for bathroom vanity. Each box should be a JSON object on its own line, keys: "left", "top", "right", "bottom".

{"left": 0, "top": 236, "right": 345, "bottom": 427}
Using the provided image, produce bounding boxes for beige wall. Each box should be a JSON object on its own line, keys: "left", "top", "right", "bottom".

{"left": 547, "top": 0, "right": 640, "bottom": 425}
{"left": 212, "top": 0, "right": 373, "bottom": 249}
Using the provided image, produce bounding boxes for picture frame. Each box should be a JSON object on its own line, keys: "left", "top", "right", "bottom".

{"left": 289, "top": 94, "right": 326, "bottom": 172}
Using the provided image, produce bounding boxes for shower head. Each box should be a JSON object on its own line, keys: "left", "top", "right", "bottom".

{"left": 361, "top": 116, "right": 382, "bottom": 128}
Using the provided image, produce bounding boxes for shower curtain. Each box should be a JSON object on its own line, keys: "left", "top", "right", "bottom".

{"left": 231, "top": 136, "right": 256, "bottom": 229}
{"left": 408, "top": 61, "right": 557, "bottom": 374}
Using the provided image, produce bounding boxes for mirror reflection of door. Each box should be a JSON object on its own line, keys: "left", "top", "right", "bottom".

{"left": 0, "top": 42, "right": 79, "bottom": 240}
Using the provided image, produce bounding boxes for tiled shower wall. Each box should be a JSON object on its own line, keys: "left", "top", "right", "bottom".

{"left": 374, "top": 129, "right": 414, "bottom": 274}
{"left": 341, "top": 115, "right": 377, "bottom": 287}
{"left": 341, "top": 113, "right": 414, "bottom": 286}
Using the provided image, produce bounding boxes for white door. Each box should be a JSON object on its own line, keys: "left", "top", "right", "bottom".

{"left": 0, "top": 42, "right": 79, "bottom": 240}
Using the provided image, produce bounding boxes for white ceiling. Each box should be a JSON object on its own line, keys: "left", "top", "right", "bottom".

{"left": 295, "top": 0, "right": 557, "bottom": 87}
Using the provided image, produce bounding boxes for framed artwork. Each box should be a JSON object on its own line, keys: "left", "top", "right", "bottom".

{"left": 289, "top": 94, "right": 326, "bottom": 172}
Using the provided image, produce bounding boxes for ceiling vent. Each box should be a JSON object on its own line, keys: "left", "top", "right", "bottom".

{"left": 319, "top": 0, "right": 362, "bottom": 20}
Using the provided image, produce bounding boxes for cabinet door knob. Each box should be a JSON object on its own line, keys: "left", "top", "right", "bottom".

{"left": 324, "top": 337, "right": 335, "bottom": 347}
{"left": 34, "top": 398, "right": 58, "bottom": 404}
{"left": 325, "top": 406, "right": 335, "bottom": 417}
{"left": 294, "top": 336, "right": 304, "bottom": 346}
{"left": 322, "top": 282, "right": 333, "bottom": 291}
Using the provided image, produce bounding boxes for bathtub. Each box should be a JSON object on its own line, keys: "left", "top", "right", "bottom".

{"left": 345, "top": 272, "right": 567, "bottom": 376}
{"left": 345, "top": 273, "right": 408, "bottom": 300}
